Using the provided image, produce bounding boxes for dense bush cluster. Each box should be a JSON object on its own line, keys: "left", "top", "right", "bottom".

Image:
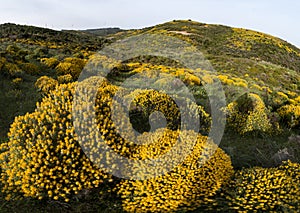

{"left": 41, "top": 57, "right": 59, "bottom": 69}
{"left": 226, "top": 93, "right": 275, "bottom": 135}
{"left": 55, "top": 57, "right": 86, "bottom": 79}
{"left": 0, "top": 83, "right": 112, "bottom": 202}
{"left": 115, "top": 132, "right": 233, "bottom": 212}
{"left": 224, "top": 160, "right": 300, "bottom": 211}
{"left": 35, "top": 76, "right": 58, "bottom": 95}
{"left": 0, "top": 77, "right": 233, "bottom": 212}
{"left": 278, "top": 104, "right": 300, "bottom": 128}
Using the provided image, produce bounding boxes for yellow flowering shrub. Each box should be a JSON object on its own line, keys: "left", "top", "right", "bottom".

{"left": 184, "top": 73, "right": 201, "bottom": 85}
{"left": 20, "top": 62, "right": 40, "bottom": 75}
{"left": 126, "top": 89, "right": 210, "bottom": 133}
{"left": 218, "top": 74, "right": 248, "bottom": 88}
{"left": 55, "top": 57, "right": 86, "bottom": 79}
{"left": 11, "top": 77, "right": 23, "bottom": 88}
{"left": 35, "top": 76, "right": 58, "bottom": 95}
{"left": 278, "top": 104, "right": 300, "bottom": 128}
{"left": 230, "top": 28, "right": 300, "bottom": 56}
{"left": 294, "top": 96, "right": 300, "bottom": 104}
{"left": 57, "top": 74, "right": 73, "bottom": 84}
{"left": 0, "top": 83, "right": 112, "bottom": 202}
{"left": 225, "top": 161, "right": 300, "bottom": 211}
{"left": 4, "top": 62, "right": 23, "bottom": 77}
{"left": 73, "top": 76, "right": 211, "bottom": 161}
{"left": 226, "top": 93, "right": 273, "bottom": 134}
{"left": 115, "top": 132, "right": 234, "bottom": 212}
{"left": 128, "top": 63, "right": 205, "bottom": 86}
{"left": 40, "top": 57, "right": 59, "bottom": 69}
{"left": 0, "top": 76, "right": 217, "bottom": 209}
{"left": 0, "top": 57, "right": 6, "bottom": 70}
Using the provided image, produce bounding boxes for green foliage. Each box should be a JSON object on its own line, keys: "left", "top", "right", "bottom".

{"left": 11, "top": 78, "right": 23, "bottom": 88}
{"left": 0, "top": 23, "right": 108, "bottom": 51}
{"left": 20, "top": 62, "right": 40, "bottom": 75}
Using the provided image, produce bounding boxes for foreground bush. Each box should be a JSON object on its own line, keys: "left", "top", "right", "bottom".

{"left": 0, "top": 76, "right": 232, "bottom": 213}
{"left": 115, "top": 131, "right": 234, "bottom": 212}
{"left": 224, "top": 161, "right": 300, "bottom": 212}
{"left": 0, "top": 83, "right": 111, "bottom": 202}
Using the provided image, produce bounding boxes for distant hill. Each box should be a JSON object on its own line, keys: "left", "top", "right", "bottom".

{"left": 112, "top": 20, "right": 300, "bottom": 72}
{"left": 0, "top": 23, "right": 108, "bottom": 50}
{"left": 81, "top": 27, "right": 124, "bottom": 36}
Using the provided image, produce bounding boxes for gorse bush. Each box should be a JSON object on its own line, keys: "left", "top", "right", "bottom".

{"left": 55, "top": 57, "right": 86, "bottom": 79}
{"left": 224, "top": 160, "right": 300, "bottom": 212}
{"left": 0, "top": 83, "right": 112, "bottom": 202}
{"left": 126, "top": 89, "right": 210, "bottom": 134}
{"left": 20, "top": 62, "right": 40, "bottom": 75}
{"left": 57, "top": 74, "right": 73, "bottom": 84}
{"left": 4, "top": 62, "right": 23, "bottom": 77}
{"left": 115, "top": 132, "right": 234, "bottom": 212}
{"left": 40, "top": 57, "right": 59, "bottom": 69}
{"left": 72, "top": 76, "right": 211, "bottom": 171}
{"left": 277, "top": 104, "right": 300, "bottom": 128}
{"left": 0, "top": 76, "right": 232, "bottom": 212}
{"left": 226, "top": 93, "right": 275, "bottom": 135}
{"left": 35, "top": 76, "right": 58, "bottom": 95}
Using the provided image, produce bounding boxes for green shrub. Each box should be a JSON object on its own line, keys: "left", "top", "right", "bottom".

{"left": 11, "top": 78, "right": 23, "bottom": 88}
{"left": 4, "top": 62, "right": 23, "bottom": 77}
{"left": 20, "top": 62, "right": 40, "bottom": 75}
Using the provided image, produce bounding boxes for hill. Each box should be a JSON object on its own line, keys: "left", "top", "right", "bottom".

{"left": 81, "top": 27, "right": 124, "bottom": 36}
{"left": 0, "top": 20, "right": 299, "bottom": 212}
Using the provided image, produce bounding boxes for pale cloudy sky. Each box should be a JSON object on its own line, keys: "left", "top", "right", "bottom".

{"left": 0, "top": 0, "right": 299, "bottom": 47}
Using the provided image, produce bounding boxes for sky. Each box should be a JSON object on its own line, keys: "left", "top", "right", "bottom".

{"left": 0, "top": 0, "right": 299, "bottom": 48}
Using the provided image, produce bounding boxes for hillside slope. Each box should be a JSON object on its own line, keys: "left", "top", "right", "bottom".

{"left": 0, "top": 20, "right": 299, "bottom": 161}
{"left": 0, "top": 19, "right": 300, "bottom": 213}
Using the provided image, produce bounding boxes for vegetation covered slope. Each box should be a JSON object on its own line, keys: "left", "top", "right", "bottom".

{"left": 0, "top": 23, "right": 110, "bottom": 137}
{"left": 0, "top": 20, "right": 299, "bottom": 212}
